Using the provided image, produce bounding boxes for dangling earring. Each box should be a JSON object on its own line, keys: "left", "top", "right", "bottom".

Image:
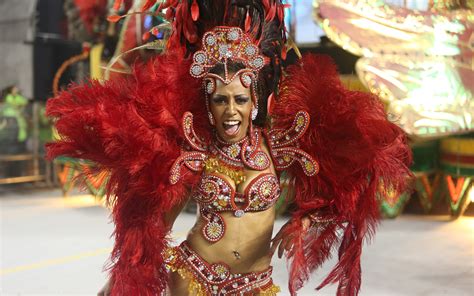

{"left": 208, "top": 112, "right": 215, "bottom": 126}
{"left": 251, "top": 107, "right": 258, "bottom": 121}
{"left": 204, "top": 79, "right": 216, "bottom": 126}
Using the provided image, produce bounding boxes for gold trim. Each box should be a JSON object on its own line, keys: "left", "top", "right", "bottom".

{"left": 204, "top": 157, "right": 246, "bottom": 185}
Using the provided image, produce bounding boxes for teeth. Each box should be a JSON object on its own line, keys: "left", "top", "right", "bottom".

{"left": 224, "top": 121, "right": 240, "bottom": 125}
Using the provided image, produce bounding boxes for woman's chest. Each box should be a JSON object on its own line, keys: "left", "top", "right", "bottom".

{"left": 192, "top": 171, "right": 281, "bottom": 214}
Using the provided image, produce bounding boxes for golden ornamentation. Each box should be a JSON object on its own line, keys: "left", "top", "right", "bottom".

{"left": 228, "top": 144, "right": 240, "bottom": 158}
{"left": 305, "top": 161, "right": 315, "bottom": 173}
{"left": 260, "top": 182, "right": 272, "bottom": 197}
{"left": 204, "top": 157, "right": 247, "bottom": 185}
{"left": 259, "top": 284, "right": 281, "bottom": 295}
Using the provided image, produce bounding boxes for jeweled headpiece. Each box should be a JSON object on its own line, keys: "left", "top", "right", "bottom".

{"left": 190, "top": 26, "right": 265, "bottom": 84}
{"left": 190, "top": 26, "right": 265, "bottom": 122}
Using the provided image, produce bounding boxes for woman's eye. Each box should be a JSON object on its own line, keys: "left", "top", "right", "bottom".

{"left": 236, "top": 97, "right": 249, "bottom": 104}
{"left": 212, "top": 97, "right": 226, "bottom": 104}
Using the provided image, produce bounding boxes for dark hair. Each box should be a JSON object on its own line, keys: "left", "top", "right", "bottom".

{"left": 1, "top": 85, "right": 16, "bottom": 101}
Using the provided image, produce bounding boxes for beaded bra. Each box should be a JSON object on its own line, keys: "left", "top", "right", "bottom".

{"left": 195, "top": 173, "right": 281, "bottom": 242}
{"left": 170, "top": 111, "right": 318, "bottom": 243}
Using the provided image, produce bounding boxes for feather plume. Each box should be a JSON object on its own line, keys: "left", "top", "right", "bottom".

{"left": 46, "top": 51, "right": 209, "bottom": 294}
{"left": 273, "top": 54, "right": 412, "bottom": 295}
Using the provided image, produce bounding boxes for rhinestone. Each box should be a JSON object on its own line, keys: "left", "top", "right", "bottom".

{"left": 241, "top": 74, "right": 252, "bottom": 86}
{"left": 208, "top": 275, "right": 214, "bottom": 280}
{"left": 191, "top": 65, "right": 204, "bottom": 76}
{"left": 227, "top": 28, "right": 240, "bottom": 40}
{"left": 213, "top": 285, "right": 218, "bottom": 290}
{"left": 252, "top": 57, "right": 264, "bottom": 68}
{"left": 218, "top": 44, "right": 229, "bottom": 57}
{"left": 285, "top": 135, "right": 290, "bottom": 140}
{"left": 244, "top": 277, "right": 249, "bottom": 283}
{"left": 194, "top": 52, "right": 206, "bottom": 64}
{"left": 206, "top": 35, "right": 216, "bottom": 45}
{"left": 234, "top": 209, "right": 245, "bottom": 217}
{"left": 233, "top": 283, "right": 238, "bottom": 288}
{"left": 206, "top": 81, "right": 215, "bottom": 94}
{"left": 245, "top": 45, "right": 257, "bottom": 56}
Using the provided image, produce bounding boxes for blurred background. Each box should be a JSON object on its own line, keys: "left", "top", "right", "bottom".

{"left": 1, "top": 0, "right": 473, "bottom": 295}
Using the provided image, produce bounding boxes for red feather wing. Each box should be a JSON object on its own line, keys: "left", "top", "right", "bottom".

{"left": 273, "top": 54, "right": 412, "bottom": 295}
{"left": 46, "top": 51, "right": 208, "bottom": 294}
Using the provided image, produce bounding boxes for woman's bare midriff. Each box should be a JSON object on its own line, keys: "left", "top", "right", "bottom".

{"left": 186, "top": 206, "right": 276, "bottom": 273}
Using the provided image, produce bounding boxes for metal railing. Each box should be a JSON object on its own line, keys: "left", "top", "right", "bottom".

{"left": 0, "top": 102, "right": 54, "bottom": 186}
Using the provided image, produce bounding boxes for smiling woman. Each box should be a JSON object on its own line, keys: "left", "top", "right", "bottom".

{"left": 209, "top": 76, "right": 252, "bottom": 143}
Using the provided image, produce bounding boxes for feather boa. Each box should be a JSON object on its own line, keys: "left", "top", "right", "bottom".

{"left": 273, "top": 54, "right": 412, "bottom": 295}
{"left": 46, "top": 50, "right": 209, "bottom": 295}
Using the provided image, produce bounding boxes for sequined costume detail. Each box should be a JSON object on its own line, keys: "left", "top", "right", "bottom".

{"left": 195, "top": 173, "right": 281, "bottom": 241}
{"left": 266, "top": 111, "right": 319, "bottom": 176}
{"left": 165, "top": 241, "right": 280, "bottom": 295}
{"left": 170, "top": 111, "right": 316, "bottom": 243}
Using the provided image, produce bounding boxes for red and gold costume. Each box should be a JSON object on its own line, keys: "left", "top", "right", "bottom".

{"left": 46, "top": 1, "right": 412, "bottom": 295}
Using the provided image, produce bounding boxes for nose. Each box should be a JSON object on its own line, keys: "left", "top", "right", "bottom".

{"left": 225, "top": 98, "right": 237, "bottom": 115}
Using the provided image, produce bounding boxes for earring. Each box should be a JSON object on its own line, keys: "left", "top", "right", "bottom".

{"left": 251, "top": 107, "right": 258, "bottom": 121}
{"left": 208, "top": 112, "right": 215, "bottom": 125}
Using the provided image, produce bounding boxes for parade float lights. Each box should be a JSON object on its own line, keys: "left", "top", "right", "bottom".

{"left": 349, "top": 18, "right": 414, "bottom": 42}
{"left": 429, "top": 21, "right": 463, "bottom": 57}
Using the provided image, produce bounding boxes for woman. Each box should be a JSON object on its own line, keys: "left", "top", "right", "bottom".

{"left": 47, "top": 1, "right": 411, "bottom": 295}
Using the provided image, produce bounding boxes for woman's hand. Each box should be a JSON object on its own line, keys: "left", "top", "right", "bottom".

{"left": 97, "top": 277, "right": 112, "bottom": 296}
{"left": 269, "top": 216, "right": 312, "bottom": 259}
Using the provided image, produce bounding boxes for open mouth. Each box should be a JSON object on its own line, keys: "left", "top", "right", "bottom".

{"left": 222, "top": 120, "right": 241, "bottom": 136}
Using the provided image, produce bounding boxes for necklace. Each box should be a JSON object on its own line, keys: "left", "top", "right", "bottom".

{"left": 210, "top": 128, "right": 270, "bottom": 173}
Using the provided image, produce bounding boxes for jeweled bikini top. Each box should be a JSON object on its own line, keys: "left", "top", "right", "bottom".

{"left": 192, "top": 172, "right": 281, "bottom": 242}
{"left": 194, "top": 172, "right": 281, "bottom": 215}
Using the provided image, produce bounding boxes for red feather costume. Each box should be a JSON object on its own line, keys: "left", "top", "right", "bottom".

{"left": 47, "top": 1, "right": 412, "bottom": 295}
{"left": 275, "top": 55, "right": 412, "bottom": 295}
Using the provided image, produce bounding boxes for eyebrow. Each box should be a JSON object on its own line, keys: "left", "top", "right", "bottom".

{"left": 212, "top": 94, "right": 250, "bottom": 99}
{"left": 212, "top": 94, "right": 227, "bottom": 100}
{"left": 235, "top": 94, "right": 250, "bottom": 99}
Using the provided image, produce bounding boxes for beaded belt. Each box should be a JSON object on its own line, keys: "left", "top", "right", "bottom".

{"left": 166, "top": 241, "right": 278, "bottom": 295}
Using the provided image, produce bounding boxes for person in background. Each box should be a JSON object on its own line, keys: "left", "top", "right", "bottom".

{"left": 2, "top": 85, "right": 29, "bottom": 143}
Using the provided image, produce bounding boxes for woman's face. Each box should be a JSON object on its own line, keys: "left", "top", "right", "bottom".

{"left": 210, "top": 77, "right": 252, "bottom": 143}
